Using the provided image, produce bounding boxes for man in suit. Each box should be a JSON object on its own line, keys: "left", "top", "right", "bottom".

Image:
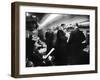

{"left": 45, "top": 28, "right": 54, "bottom": 53}
{"left": 67, "top": 23, "right": 86, "bottom": 64}
{"left": 54, "top": 24, "right": 68, "bottom": 65}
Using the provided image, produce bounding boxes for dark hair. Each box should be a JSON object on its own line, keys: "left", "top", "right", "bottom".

{"left": 61, "top": 24, "right": 65, "bottom": 26}
{"left": 67, "top": 27, "right": 74, "bottom": 30}
{"left": 76, "top": 23, "right": 79, "bottom": 27}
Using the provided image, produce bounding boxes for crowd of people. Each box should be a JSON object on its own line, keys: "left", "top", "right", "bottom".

{"left": 26, "top": 15, "right": 89, "bottom": 67}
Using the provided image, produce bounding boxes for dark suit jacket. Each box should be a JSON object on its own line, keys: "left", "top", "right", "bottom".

{"left": 54, "top": 30, "right": 68, "bottom": 65}
{"left": 45, "top": 31, "right": 54, "bottom": 49}
{"left": 68, "top": 29, "right": 86, "bottom": 56}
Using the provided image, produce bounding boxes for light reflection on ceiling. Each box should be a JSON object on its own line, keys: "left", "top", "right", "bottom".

{"left": 26, "top": 12, "right": 90, "bottom": 30}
